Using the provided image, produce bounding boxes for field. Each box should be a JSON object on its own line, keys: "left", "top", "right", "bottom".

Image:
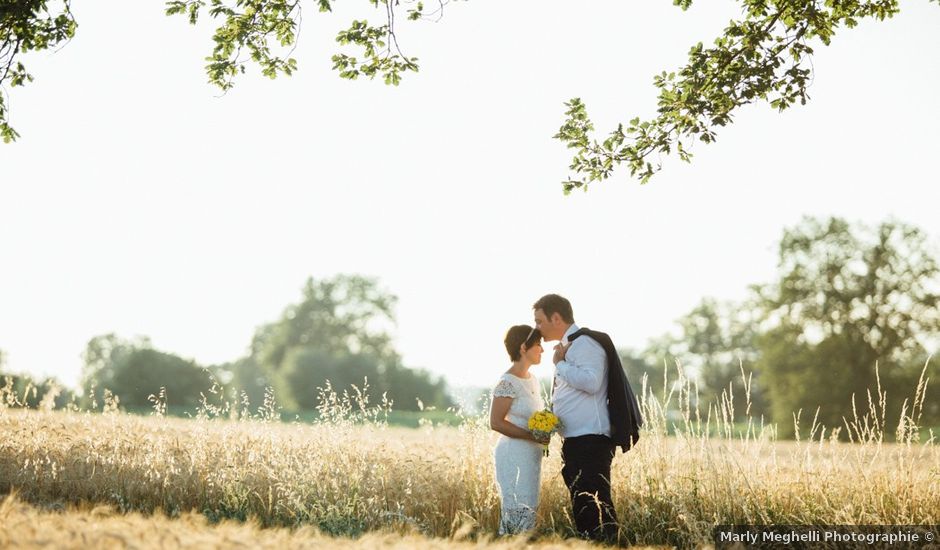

{"left": 2, "top": 374, "right": 939, "bottom": 549}
{"left": 1, "top": 494, "right": 647, "bottom": 550}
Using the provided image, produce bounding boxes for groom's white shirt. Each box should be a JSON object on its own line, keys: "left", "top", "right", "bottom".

{"left": 552, "top": 324, "right": 612, "bottom": 439}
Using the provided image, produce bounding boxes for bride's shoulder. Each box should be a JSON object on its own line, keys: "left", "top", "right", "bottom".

{"left": 492, "top": 373, "right": 517, "bottom": 398}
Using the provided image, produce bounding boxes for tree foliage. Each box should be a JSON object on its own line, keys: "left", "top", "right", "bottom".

{"left": 554, "top": 0, "right": 928, "bottom": 191}
{"left": 637, "top": 216, "right": 940, "bottom": 435}
{"left": 211, "top": 355, "right": 267, "bottom": 411}
{"left": 0, "top": 347, "right": 75, "bottom": 409}
{"left": 80, "top": 334, "right": 213, "bottom": 408}
{"left": 252, "top": 274, "right": 399, "bottom": 372}
{"left": 668, "top": 298, "right": 765, "bottom": 418}
{"left": 227, "top": 274, "right": 451, "bottom": 412}
{"left": 5, "top": 0, "right": 935, "bottom": 194}
{"left": 74, "top": 276, "right": 451, "bottom": 414}
{"left": 753, "top": 217, "right": 940, "bottom": 436}
{"left": 0, "top": 372, "right": 74, "bottom": 409}
{"left": 756, "top": 217, "right": 940, "bottom": 363}
{"left": 3, "top": 0, "right": 434, "bottom": 140}
{"left": 0, "top": 0, "right": 76, "bottom": 142}
{"left": 164, "top": 0, "right": 932, "bottom": 191}
{"left": 163, "top": 0, "right": 434, "bottom": 92}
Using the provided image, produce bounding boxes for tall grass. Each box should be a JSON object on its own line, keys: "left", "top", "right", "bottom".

{"left": 0, "top": 364, "right": 937, "bottom": 547}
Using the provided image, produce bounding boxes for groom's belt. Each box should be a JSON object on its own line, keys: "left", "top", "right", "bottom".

{"left": 562, "top": 434, "right": 613, "bottom": 442}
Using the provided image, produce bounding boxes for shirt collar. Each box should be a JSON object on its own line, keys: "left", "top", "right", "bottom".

{"left": 561, "top": 323, "right": 580, "bottom": 345}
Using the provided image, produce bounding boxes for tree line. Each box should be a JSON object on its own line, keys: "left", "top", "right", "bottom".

{"left": 1, "top": 275, "right": 453, "bottom": 416}
{"left": 2, "top": 216, "right": 938, "bottom": 436}
{"left": 618, "top": 216, "right": 939, "bottom": 438}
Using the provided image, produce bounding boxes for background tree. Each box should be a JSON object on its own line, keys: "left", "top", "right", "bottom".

{"left": 669, "top": 298, "right": 765, "bottom": 420}
{"left": 210, "top": 355, "right": 268, "bottom": 411}
{"left": 378, "top": 361, "right": 451, "bottom": 412}
{"left": 634, "top": 218, "right": 939, "bottom": 436}
{"left": 0, "top": 372, "right": 73, "bottom": 409}
{"left": 253, "top": 274, "right": 399, "bottom": 372}
{"left": 753, "top": 217, "right": 940, "bottom": 437}
{"left": 80, "top": 333, "right": 147, "bottom": 401}
{"left": 277, "top": 348, "right": 378, "bottom": 410}
{"left": 80, "top": 334, "right": 213, "bottom": 409}
{"left": 276, "top": 349, "right": 449, "bottom": 411}
{"left": 619, "top": 339, "right": 674, "bottom": 406}
{"left": 1, "top": 347, "right": 75, "bottom": 408}
{"left": 220, "top": 274, "right": 452, "bottom": 412}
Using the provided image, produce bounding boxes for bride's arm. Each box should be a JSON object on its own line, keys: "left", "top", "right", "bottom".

{"left": 489, "top": 396, "right": 540, "bottom": 442}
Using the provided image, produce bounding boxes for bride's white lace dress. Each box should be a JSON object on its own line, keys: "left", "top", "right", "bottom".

{"left": 492, "top": 373, "right": 544, "bottom": 535}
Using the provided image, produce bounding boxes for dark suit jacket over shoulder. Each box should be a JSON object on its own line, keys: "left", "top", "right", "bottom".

{"left": 569, "top": 328, "right": 643, "bottom": 453}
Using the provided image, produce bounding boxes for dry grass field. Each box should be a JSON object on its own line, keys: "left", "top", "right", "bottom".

{"left": 1, "top": 494, "right": 672, "bottom": 550}
{"left": 1, "top": 373, "right": 938, "bottom": 548}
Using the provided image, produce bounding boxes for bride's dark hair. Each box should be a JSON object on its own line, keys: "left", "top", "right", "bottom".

{"left": 504, "top": 324, "right": 542, "bottom": 361}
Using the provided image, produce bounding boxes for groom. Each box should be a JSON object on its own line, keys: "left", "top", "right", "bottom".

{"left": 533, "top": 293, "right": 642, "bottom": 543}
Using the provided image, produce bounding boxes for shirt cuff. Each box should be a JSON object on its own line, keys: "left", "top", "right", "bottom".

{"left": 555, "top": 360, "right": 572, "bottom": 379}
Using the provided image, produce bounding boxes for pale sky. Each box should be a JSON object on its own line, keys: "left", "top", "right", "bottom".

{"left": 2, "top": 0, "right": 939, "bottom": 393}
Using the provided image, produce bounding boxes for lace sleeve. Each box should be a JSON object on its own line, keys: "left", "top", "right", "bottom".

{"left": 493, "top": 377, "right": 516, "bottom": 398}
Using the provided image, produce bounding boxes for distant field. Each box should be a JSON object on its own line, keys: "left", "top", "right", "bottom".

{"left": 119, "top": 405, "right": 465, "bottom": 428}
{"left": 1, "top": 400, "right": 937, "bottom": 547}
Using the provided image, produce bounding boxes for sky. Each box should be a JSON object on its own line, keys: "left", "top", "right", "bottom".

{"left": 1, "top": 0, "right": 939, "bottom": 393}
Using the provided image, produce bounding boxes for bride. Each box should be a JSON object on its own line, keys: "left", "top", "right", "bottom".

{"left": 489, "top": 324, "right": 547, "bottom": 535}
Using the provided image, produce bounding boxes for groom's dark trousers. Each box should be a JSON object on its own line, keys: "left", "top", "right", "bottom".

{"left": 561, "top": 434, "right": 618, "bottom": 541}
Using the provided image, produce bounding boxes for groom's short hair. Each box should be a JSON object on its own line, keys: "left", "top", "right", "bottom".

{"left": 533, "top": 294, "right": 574, "bottom": 324}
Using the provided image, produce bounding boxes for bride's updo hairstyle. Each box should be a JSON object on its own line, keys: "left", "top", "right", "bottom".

{"left": 504, "top": 325, "right": 542, "bottom": 361}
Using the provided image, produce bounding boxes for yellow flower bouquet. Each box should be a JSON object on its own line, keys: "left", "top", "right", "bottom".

{"left": 528, "top": 409, "right": 562, "bottom": 457}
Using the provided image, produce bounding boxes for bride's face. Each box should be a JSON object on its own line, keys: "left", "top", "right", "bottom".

{"left": 522, "top": 341, "right": 544, "bottom": 365}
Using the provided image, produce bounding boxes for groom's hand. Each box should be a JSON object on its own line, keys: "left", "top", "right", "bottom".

{"left": 553, "top": 343, "right": 569, "bottom": 365}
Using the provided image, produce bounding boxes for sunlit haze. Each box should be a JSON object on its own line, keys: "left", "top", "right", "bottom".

{"left": 2, "top": 0, "right": 939, "bottom": 393}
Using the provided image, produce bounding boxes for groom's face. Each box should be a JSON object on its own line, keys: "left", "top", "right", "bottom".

{"left": 533, "top": 309, "right": 563, "bottom": 342}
